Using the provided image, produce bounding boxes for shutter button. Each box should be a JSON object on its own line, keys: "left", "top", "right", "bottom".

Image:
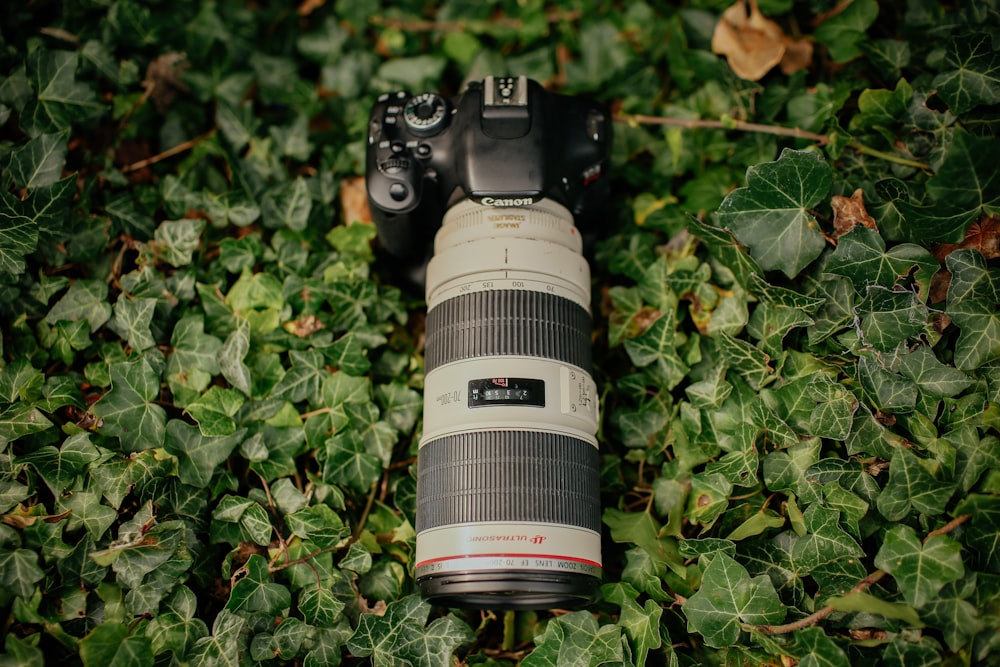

{"left": 389, "top": 183, "right": 408, "bottom": 202}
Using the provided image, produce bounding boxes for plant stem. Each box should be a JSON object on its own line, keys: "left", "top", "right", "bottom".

{"left": 743, "top": 513, "right": 972, "bottom": 635}
{"left": 748, "top": 570, "right": 888, "bottom": 634}
{"left": 615, "top": 113, "right": 931, "bottom": 171}
{"left": 615, "top": 112, "right": 829, "bottom": 144}
{"left": 503, "top": 611, "right": 516, "bottom": 652}
{"left": 121, "top": 129, "right": 215, "bottom": 173}
{"left": 847, "top": 140, "right": 929, "bottom": 170}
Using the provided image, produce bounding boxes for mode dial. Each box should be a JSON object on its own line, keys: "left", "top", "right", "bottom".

{"left": 403, "top": 93, "right": 447, "bottom": 136}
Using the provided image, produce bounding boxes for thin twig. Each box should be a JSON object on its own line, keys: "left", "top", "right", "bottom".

{"left": 369, "top": 10, "right": 581, "bottom": 32}
{"left": 750, "top": 570, "right": 888, "bottom": 635}
{"left": 121, "top": 130, "right": 215, "bottom": 173}
{"left": 742, "top": 513, "right": 972, "bottom": 635}
{"left": 924, "top": 514, "right": 971, "bottom": 541}
{"left": 353, "top": 480, "right": 380, "bottom": 541}
{"left": 615, "top": 112, "right": 830, "bottom": 144}
{"left": 615, "top": 113, "right": 931, "bottom": 171}
{"left": 269, "top": 545, "right": 340, "bottom": 573}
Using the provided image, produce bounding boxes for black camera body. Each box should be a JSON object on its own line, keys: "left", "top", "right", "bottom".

{"left": 366, "top": 76, "right": 611, "bottom": 263}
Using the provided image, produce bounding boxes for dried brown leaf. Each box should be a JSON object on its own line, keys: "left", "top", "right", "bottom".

{"left": 832, "top": 188, "right": 878, "bottom": 238}
{"left": 712, "top": 0, "right": 812, "bottom": 81}
{"left": 933, "top": 215, "right": 1000, "bottom": 261}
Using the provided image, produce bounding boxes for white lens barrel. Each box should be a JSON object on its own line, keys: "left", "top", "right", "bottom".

{"left": 416, "top": 198, "right": 601, "bottom": 609}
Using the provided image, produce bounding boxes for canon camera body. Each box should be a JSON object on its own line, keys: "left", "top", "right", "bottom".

{"left": 366, "top": 76, "right": 610, "bottom": 609}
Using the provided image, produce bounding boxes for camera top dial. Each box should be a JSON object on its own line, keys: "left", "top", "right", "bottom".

{"left": 404, "top": 93, "right": 448, "bottom": 136}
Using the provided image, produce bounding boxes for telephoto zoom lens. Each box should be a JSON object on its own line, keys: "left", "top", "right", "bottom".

{"left": 415, "top": 198, "right": 601, "bottom": 609}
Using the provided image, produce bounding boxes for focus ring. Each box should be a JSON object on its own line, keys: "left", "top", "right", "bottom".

{"left": 424, "top": 290, "right": 591, "bottom": 372}
{"left": 417, "top": 430, "right": 601, "bottom": 532}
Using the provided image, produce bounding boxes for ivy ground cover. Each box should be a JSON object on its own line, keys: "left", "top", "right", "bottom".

{"left": 1, "top": 0, "right": 1000, "bottom": 665}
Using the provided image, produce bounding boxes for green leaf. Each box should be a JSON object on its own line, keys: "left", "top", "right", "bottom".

{"left": 856, "top": 287, "right": 927, "bottom": 352}
{"left": 153, "top": 218, "right": 205, "bottom": 267}
{"left": 683, "top": 553, "right": 786, "bottom": 648}
{"left": 602, "top": 582, "right": 664, "bottom": 665}
{"left": 717, "top": 149, "right": 831, "bottom": 278}
{"left": 876, "top": 447, "right": 956, "bottom": 521}
{"left": 185, "top": 386, "right": 245, "bottom": 437}
{"left": 324, "top": 430, "right": 381, "bottom": 493}
{"left": 164, "top": 421, "right": 246, "bottom": 488}
{"left": 714, "top": 333, "right": 774, "bottom": 391}
{"left": 347, "top": 594, "right": 472, "bottom": 667}
{"left": 814, "top": 0, "right": 879, "bottom": 62}
{"left": 624, "top": 312, "right": 689, "bottom": 390}
{"left": 874, "top": 524, "right": 964, "bottom": 608}
{"left": 110, "top": 296, "right": 157, "bottom": 352}
{"left": 0, "top": 549, "right": 45, "bottom": 599}
{"left": 5, "top": 131, "right": 68, "bottom": 189}
{"left": 219, "top": 319, "right": 252, "bottom": 396}
{"left": 226, "top": 554, "right": 291, "bottom": 614}
{"left": 794, "top": 626, "right": 850, "bottom": 667}
{"left": 932, "top": 34, "right": 1000, "bottom": 114}
{"left": 270, "top": 349, "right": 327, "bottom": 405}
{"left": 79, "top": 623, "right": 154, "bottom": 667}
{"left": 890, "top": 346, "right": 974, "bottom": 399}
{"left": 45, "top": 279, "right": 113, "bottom": 333}
{"left": 520, "top": 610, "right": 623, "bottom": 667}
{"left": 24, "top": 49, "right": 104, "bottom": 133}
{"left": 262, "top": 177, "right": 312, "bottom": 231}
{"left": 92, "top": 357, "right": 167, "bottom": 452}
{"left": 826, "top": 226, "right": 937, "bottom": 300}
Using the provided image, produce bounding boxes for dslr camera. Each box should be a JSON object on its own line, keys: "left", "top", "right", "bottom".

{"left": 366, "top": 76, "right": 610, "bottom": 609}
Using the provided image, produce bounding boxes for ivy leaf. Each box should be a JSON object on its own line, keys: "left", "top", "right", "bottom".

{"left": 226, "top": 554, "right": 291, "bottom": 615}
{"left": 825, "top": 226, "right": 937, "bottom": 300}
{"left": 814, "top": 0, "right": 879, "bottom": 63}
{"left": 683, "top": 552, "right": 786, "bottom": 647}
{"left": 624, "top": 312, "right": 688, "bottom": 390}
{"left": 876, "top": 447, "right": 956, "bottom": 521}
{"left": 261, "top": 177, "right": 312, "bottom": 231}
{"left": 794, "top": 626, "right": 850, "bottom": 667}
{"left": 945, "top": 250, "right": 1000, "bottom": 370}
{"left": 900, "top": 132, "right": 1000, "bottom": 242}
{"left": 219, "top": 319, "right": 252, "bottom": 397}
{"left": 299, "top": 588, "right": 345, "bottom": 627}
{"left": 0, "top": 192, "right": 39, "bottom": 275}
{"left": 890, "top": 346, "right": 974, "bottom": 399}
{"left": 164, "top": 421, "right": 246, "bottom": 488}
{"left": 920, "top": 576, "right": 985, "bottom": 652}
{"left": 856, "top": 287, "right": 927, "bottom": 352}
{"left": 45, "top": 279, "right": 113, "bottom": 333}
{"left": 602, "top": 582, "right": 664, "bottom": 665}
{"left": 152, "top": 219, "right": 205, "bottom": 267}
{"left": 24, "top": 49, "right": 104, "bottom": 134}
{"left": 946, "top": 249, "right": 1000, "bottom": 305}
{"left": 347, "top": 595, "right": 471, "bottom": 667}
{"left": 874, "top": 524, "right": 964, "bottom": 608}
{"left": 717, "top": 149, "right": 831, "bottom": 278}
{"left": 324, "top": 430, "right": 381, "bottom": 493}
{"left": 184, "top": 387, "right": 245, "bottom": 437}
{"left": 79, "top": 623, "right": 154, "bottom": 667}
{"left": 110, "top": 296, "right": 157, "bottom": 352}
{"left": 0, "top": 549, "right": 45, "bottom": 599}
{"left": 520, "top": 610, "right": 623, "bottom": 667}
{"left": 92, "top": 356, "right": 167, "bottom": 452}
{"left": 931, "top": 34, "right": 1000, "bottom": 114}
{"left": 270, "top": 349, "right": 327, "bottom": 406}
{"left": 5, "top": 131, "right": 68, "bottom": 189}
{"left": 791, "top": 505, "right": 863, "bottom": 576}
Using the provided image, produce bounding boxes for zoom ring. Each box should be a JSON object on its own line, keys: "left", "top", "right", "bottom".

{"left": 417, "top": 430, "right": 601, "bottom": 532}
{"left": 424, "top": 290, "right": 591, "bottom": 372}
